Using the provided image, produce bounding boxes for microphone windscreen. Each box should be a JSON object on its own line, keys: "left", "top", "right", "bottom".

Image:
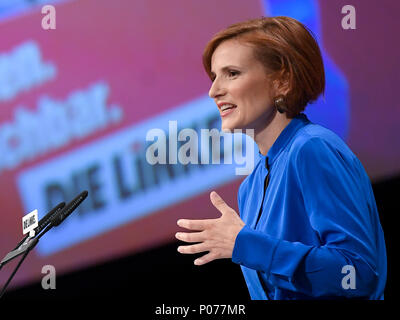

{"left": 37, "top": 202, "right": 66, "bottom": 231}
{"left": 51, "top": 191, "right": 88, "bottom": 227}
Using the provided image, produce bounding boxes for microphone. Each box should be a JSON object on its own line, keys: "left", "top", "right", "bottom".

{"left": 12, "top": 201, "right": 66, "bottom": 251}
{"left": 51, "top": 190, "right": 88, "bottom": 227}
{"left": 0, "top": 192, "right": 88, "bottom": 297}
{"left": 2, "top": 202, "right": 66, "bottom": 269}
{"left": 35, "top": 201, "right": 66, "bottom": 234}
{"left": 1, "top": 193, "right": 87, "bottom": 269}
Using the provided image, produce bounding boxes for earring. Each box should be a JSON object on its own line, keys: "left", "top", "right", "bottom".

{"left": 274, "top": 95, "right": 287, "bottom": 114}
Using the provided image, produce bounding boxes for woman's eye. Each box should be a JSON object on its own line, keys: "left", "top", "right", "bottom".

{"left": 228, "top": 70, "right": 239, "bottom": 77}
{"left": 210, "top": 70, "right": 239, "bottom": 82}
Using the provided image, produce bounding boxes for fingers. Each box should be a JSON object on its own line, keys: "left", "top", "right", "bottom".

{"left": 194, "top": 252, "right": 218, "bottom": 266}
{"left": 176, "top": 242, "right": 218, "bottom": 266}
{"left": 210, "top": 191, "right": 232, "bottom": 215}
{"left": 177, "top": 219, "right": 212, "bottom": 231}
{"left": 175, "top": 231, "right": 206, "bottom": 243}
{"left": 177, "top": 243, "right": 208, "bottom": 255}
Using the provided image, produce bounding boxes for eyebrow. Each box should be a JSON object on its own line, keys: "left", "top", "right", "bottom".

{"left": 210, "top": 65, "right": 241, "bottom": 76}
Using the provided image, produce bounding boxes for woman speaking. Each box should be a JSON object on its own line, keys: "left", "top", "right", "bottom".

{"left": 175, "top": 16, "right": 386, "bottom": 300}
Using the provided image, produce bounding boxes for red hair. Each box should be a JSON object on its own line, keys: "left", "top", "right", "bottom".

{"left": 202, "top": 16, "right": 325, "bottom": 117}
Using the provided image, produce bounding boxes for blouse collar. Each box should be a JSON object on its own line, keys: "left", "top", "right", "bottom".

{"left": 258, "top": 113, "right": 310, "bottom": 168}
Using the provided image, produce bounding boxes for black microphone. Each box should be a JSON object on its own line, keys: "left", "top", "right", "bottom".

{"left": 12, "top": 201, "right": 66, "bottom": 251}
{"left": 3, "top": 201, "right": 66, "bottom": 269}
{"left": 2, "top": 192, "right": 87, "bottom": 269}
{"left": 35, "top": 201, "right": 66, "bottom": 234}
{"left": 0, "top": 193, "right": 87, "bottom": 295}
{"left": 51, "top": 191, "right": 88, "bottom": 227}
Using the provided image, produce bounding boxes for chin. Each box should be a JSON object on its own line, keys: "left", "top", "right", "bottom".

{"left": 221, "top": 119, "right": 244, "bottom": 132}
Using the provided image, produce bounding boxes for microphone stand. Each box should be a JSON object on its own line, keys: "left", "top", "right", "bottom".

{"left": 0, "top": 218, "right": 59, "bottom": 299}
{"left": 0, "top": 202, "right": 65, "bottom": 272}
{"left": 0, "top": 191, "right": 88, "bottom": 299}
{"left": 0, "top": 238, "right": 38, "bottom": 299}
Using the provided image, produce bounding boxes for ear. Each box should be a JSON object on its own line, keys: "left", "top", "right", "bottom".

{"left": 272, "top": 70, "right": 290, "bottom": 97}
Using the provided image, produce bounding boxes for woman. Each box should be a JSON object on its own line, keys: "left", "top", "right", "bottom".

{"left": 175, "top": 16, "right": 386, "bottom": 300}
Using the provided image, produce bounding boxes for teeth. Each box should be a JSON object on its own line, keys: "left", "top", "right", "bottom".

{"left": 220, "top": 104, "right": 236, "bottom": 111}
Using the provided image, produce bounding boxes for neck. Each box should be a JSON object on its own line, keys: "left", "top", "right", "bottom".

{"left": 254, "top": 112, "right": 292, "bottom": 156}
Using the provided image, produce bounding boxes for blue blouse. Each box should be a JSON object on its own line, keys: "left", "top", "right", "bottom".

{"left": 232, "top": 113, "right": 387, "bottom": 300}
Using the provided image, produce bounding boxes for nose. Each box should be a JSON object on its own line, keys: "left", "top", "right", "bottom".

{"left": 208, "top": 78, "right": 226, "bottom": 99}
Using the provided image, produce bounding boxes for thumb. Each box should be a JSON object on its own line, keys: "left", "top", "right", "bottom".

{"left": 210, "top": 191, "right": 232, "bottom": 215}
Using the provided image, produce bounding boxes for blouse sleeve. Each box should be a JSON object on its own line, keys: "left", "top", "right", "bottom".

{"left": 232, "top": 137, "right": 382, "bottom": 298}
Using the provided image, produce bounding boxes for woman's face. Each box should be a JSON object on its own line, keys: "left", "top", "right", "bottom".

{"left": 209, "top": 39, "right": 276, "bottom": 132}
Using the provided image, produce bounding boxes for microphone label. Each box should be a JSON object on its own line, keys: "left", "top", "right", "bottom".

{"left": 22, "top": 209, "right": 39, "bottom": 235}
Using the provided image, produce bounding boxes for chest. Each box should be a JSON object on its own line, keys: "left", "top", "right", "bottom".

{"left": 239, "top": 159, "right": 315, "bottom": 243}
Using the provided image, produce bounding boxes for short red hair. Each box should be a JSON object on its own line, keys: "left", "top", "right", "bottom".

{"left": 202, "top": 16, "right": 325, "bottom": 118}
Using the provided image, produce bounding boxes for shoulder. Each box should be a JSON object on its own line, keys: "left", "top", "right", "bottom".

{"left": 288, "top": 122, "right": 357, "bottom": 166}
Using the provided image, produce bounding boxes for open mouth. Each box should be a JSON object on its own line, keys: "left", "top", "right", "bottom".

{"left": 219, "top": 103, "right": 237, "bottom": 116}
